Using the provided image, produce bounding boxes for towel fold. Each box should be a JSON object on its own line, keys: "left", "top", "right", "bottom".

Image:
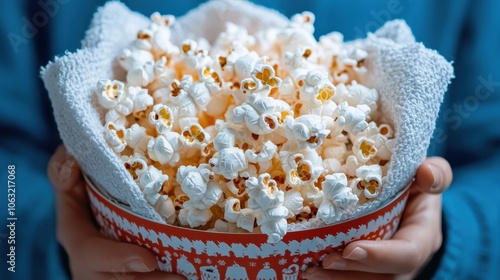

{"left": 41, "top": 0, "right": 453, "bottom": 224}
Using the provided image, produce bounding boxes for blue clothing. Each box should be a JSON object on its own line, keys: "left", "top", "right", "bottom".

{"left": 1, "top": 0, "right": 499, "bottom": 279}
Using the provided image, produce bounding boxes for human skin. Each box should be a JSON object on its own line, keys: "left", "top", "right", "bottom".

{"left": 48, "top": 145, "right": 186, "bottom": 280}
{"left": 303, "top": 157, "right": 453, "bottom": 280}
{"left": 48, "top": 146, "right": 451, "bottom": 280}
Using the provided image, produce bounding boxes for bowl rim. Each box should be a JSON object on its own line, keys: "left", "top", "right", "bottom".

{"left": 84, "top": 173, "right": 411, "bottom": 234}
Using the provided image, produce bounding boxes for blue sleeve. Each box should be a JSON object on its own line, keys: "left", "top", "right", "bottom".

{"left": 0, "top": 1, "right": 204, "bottom": 279}
{"left": 428, "top": 0, "right": 500, "bottom": 279}
{"left": 0, "top": 0, "right": 66, "bottom": 279}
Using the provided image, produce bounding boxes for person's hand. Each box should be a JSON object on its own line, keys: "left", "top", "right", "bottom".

{"left": 303, "top": 157, "right": 453, "bottom": 280}
{"left": 48, "top": 145, "right": 185, "bottom": 280}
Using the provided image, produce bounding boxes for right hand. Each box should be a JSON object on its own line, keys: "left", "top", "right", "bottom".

{"left": 48, "top": 145, "right": 185, "bottom": 280}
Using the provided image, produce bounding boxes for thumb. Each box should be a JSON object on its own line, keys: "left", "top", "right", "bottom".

{"left": 412, "top": 157, "right": 452, "bottom": 194}
{"left": 48, "top": 145, "right": 81, "bottom": 191}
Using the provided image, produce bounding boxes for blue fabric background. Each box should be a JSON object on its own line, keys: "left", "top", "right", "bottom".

{"left": 1, "top": 0, "right": 499, "bottom": 279}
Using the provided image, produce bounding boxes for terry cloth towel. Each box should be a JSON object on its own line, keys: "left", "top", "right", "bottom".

{"left": 41, "top": 0, "right": 453, "bottom": 224}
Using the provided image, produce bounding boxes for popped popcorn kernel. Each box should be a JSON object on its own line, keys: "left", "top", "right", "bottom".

{"left": 97, "top": 9, "right": 395, "bottom": 242}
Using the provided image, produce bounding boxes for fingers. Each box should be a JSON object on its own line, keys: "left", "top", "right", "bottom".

{"left": 48, "top": 145, "right": 81, "bottom": 191}
{"left": 319, "top": 193, "right": 442, "bottom": 275}
{"left": 412, "top": 157, "right": 453, "bottom": 194}
{"left": 50, "top": 145, "right": 163, "bottom": 274}
{"left": 54, "top": 164, "right": 160, "bottom": 273}
{"left": 303, "top": 266, "right": 393, "bottom": 280}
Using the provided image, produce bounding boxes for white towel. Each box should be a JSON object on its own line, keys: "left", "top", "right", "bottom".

{"left": 41, "top": 0, "right": 453, "bottom": 224}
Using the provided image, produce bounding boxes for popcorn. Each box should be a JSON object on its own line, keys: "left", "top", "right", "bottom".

{"left": 281, "top": 148, "right": 323, "bottom": 188}
{"left": 125, "top": 124, "right": 151, "bottom": 154}
{"left": 149, "top": 104, "right": 174, "bottom": 134}
{"left": 246, "top": 174, "right": 289, "bottom": 243}
{"left": 97, "top": 80, "right": 133, "bottom": 126}
{"left": 127, "top": 86, "right": 154, "bottom": 114}
{"left": 104, "top": 122, "right": 127, "bottom": 153}
{"left": 352, "top": 165, "right": 383, "bottom": 200}
{"left": 332, "top": 101, "right": 370, "bottom": 136}
{"left": 284, "top": 114, "right": 330, "bottom": 149}
{"left": 97, "top": 10, "right": 396, "bottom": 242}
{"left": 317, "top": 173, "right": 358, "bottom": 224}
{"left": 147, "top": 132, "right": 180, "bottom": 166}
{"left": 224, "top": 198, "right": 256, "bottom": 232}
{"left": 210, "top": 147, "right": 248, "bottom": 180}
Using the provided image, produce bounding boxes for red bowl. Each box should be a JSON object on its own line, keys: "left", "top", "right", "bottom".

{"left": 85, "top": 175, "right": 410, "bottom": 280}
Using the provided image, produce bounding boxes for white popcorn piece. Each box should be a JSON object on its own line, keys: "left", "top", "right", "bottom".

{"left": 147, "top": 132, "right": 180, "bottom": 166}
{"left": 284, "top": 47, "right": 314, "bottom": 74}
{"left": 246, "top": 173, "right": 284, "bottom": 211}
{"left": 213, "top": 127, "right": 236, "bottom": 151}
{"left": 317, "top": 173, "right": 359, "bottom": 224}
{"left": 225, "top": 176, "right": 249, "bottom": 198}
{"left": 96, "top": 80, "right": 127, "bottom": 109}
{"left": 180, "top": 123, "right": 211, "bottom": 148}
{"left": 213, "top": 22, "right": 256, "bottom": 53}
{"left": 231, "top": 94, "right": 291, "bottom": 135}
{"left": 176, "top": 165, "right": 210, "bottom": 201}
{"left": 379, "top": 123, "right": 395, "bottom": 138}
{"left": 342, "top": 155, "right": 361, "bottom": 177}
{"left": 322, "top": 158, "right": 342, "bottom": 174}
{"left": 136, "top": 164, "right": 169, "bottom": 206}
{"left": 104, "top": 122, "right": 127, "bottom": 153}
{"left": 217, "top": 45, "right": 248, "bottom": 79}
{"left": 283, "top": 190, "right": 304, "bottom": 216}
{"left": 153, "top": 194, "right": 176, "bottom": 224}
{"left": 163, "top": 78, "right": 198, "bottom": 123}
{"left": 258, "top": 205, "right": 289, "bottom": 243}
{"left": 281, "top": 148, "right": 323, "bottom": 187}
{"left": 353, "top": 136, "right": 377, "bottom": 164}
{"left": 297, "top": 70, "right": 336, "bottom": 109}
{"left": 278, "top": 12, "right": 317, "bottom": 53}
{"left": 352, "top": 164, "right": 383, "bottom": 199}
{"left": 178, "top": 207, "right": 212, "bottom": 228}
{"left": 251, "top": 64, "right": 282, "bottom": 89}
{"left": 339, "top": 47, "right": 368, "bottom": 74}
{"left": 125, "top": 124, "right": 151, "bottom": 154}
{"left": 244, "top": 140, "right": 277, "bottom": 171}
{"left": 122, "top": 153, "right": 149, "bottom": 180}
{"left": 224, "top": 198, "right": 256, "bottom": 232}
{"left": 245, "top": 173, "right": 289, "bottom": 243}
{"left": 97, "top": 80, "right": 133, "bottom": 125}
{"left": 149, "top": 104, "right": 174, "bottom": 134}
{"left": 180, "top": 39, "right": 213, "bottom": 73}
{"left": 210, "top": 147, "right": 248, "bottom": 180}
{"left": 117, "top": 48, "right": 154, "bottom": 72}
{"left": 176, "top": 164, "right": 222, "bottom": 211}
{"left": 284, "top": 114, "right": 330, "bottom": 149}
{"left": 234, "top": 51, "right": 260, "bottom": 80}
{"left": 199, "top": 65, "right": 222, "bottom": 95}
{"left": 148, "top": 13, "right": 179, "bottom": 54}
{"left": 334, "top": 81, "right": 378, "bottom": 113}
{"left": 127, "top": 86, "right": 153, "bottom": 114}
{"left": 332, "top": 101, "right": 370, "bottom": 136}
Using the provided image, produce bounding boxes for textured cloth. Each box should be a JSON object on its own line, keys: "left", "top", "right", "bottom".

{"left": 41, "top": 0, "right": 452, "bottom": 223}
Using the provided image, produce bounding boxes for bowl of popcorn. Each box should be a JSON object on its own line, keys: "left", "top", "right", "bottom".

{"left": 42, "top": 1, "right": 453, "bottom": 279}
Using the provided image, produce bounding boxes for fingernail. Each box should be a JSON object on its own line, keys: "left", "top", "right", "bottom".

{"left": 323, "top": 253, "right": 347, "bottom": 269}
{"left": 302, "top": 266, "right": 318, "bottom": 279}
{"left": 429, "top": 164, "right": 442, "bottom": 191}
{"left": 325, "top": 260, "right": 346, "bottom": 269}
{"left": 344, "top": 247, "right": 368, "bottom": 261}
{"left": 126, "top": 259, "right": 153, "bottom": 272}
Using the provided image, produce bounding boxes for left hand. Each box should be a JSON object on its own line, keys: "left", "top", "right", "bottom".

{"left": 303, "top": 157, "right": 453, "bottom": 280}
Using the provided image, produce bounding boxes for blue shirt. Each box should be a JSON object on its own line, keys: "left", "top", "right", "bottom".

{"left": 1, "top": 1, "right": 499, "bottom": 279}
